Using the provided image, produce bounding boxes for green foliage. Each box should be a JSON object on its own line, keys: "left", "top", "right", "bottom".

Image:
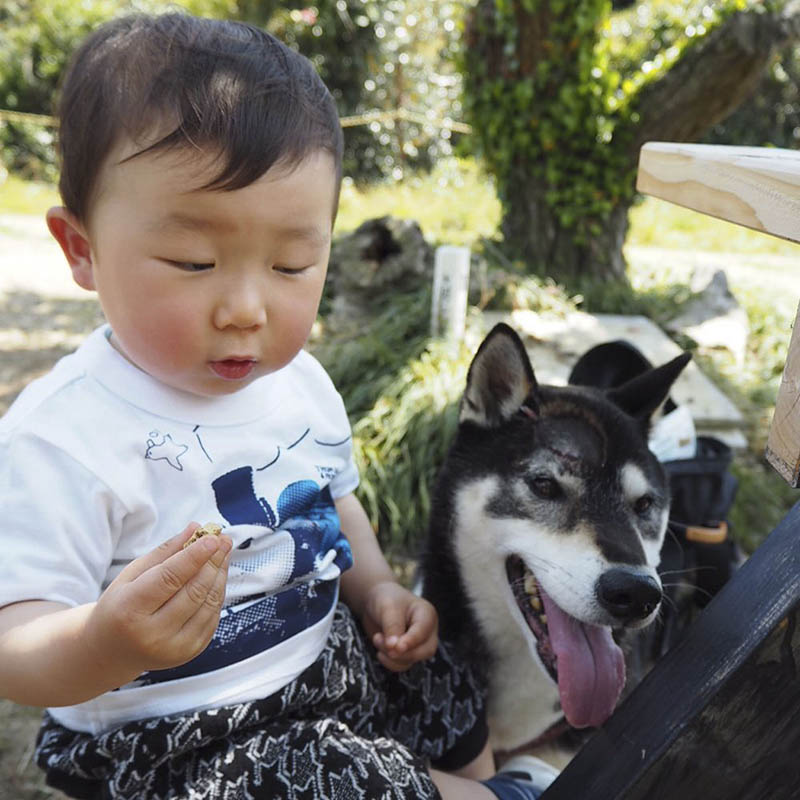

{"left": 349, "top": 337, "right": 472, "bottom": 555}
{"left": 312, "top": 286, "right": 433, "bottom": 419}
{"left": 265, "top": 1, "right": 389, "bottom": 180}
{"left": 462, "top": 0, "right": 627, "bottom": 245}
{"left": 310, "top": 276, "right": 477, "bottom": 554}
{"left": 704, "top": 41, "right": 800, "bottom": 149}
{"left": 603, "top": 0, "right": 748, "bottom": 82}
{"left": 627, "top": 195, "right": 800, "bottom": 257}
{"left": 335, "top": 157, "right": 501, "bottom": 246}
{"left": 261, "top": 0, "right": 467, "bottom": 181}
{"left": 729, "top": 456, "right": 798, "bottom": 553}
{"left": 0, "top": 173, "right": 60, "bottom": 214}
{"left": 0, "top": 0, "right": 106, "bottom": 179}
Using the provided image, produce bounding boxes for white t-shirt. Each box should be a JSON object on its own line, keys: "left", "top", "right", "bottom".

{"left": 0, "top": 326, "right": 359, "bottom": 734}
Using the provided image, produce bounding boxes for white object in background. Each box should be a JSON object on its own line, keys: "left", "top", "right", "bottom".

{"left": 649, "top": 405, "right": 697, "bottom": 462}
{"left": 431, "top": 245, "right": 470, "bottom": 341}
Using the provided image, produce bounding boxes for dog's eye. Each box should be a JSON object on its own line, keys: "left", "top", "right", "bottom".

{"left": 529, "top": 476, "right": 561, "bottom": 500}
{"left": 634, "top": 495, "right": 654, "bottom": 515}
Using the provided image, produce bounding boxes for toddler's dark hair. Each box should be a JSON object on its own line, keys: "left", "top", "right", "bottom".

{"left": 55, "top": 13, "right": 343, "bottom": 221}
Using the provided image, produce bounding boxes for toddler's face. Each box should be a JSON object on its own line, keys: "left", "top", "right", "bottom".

{"left": 76, "top": 143, "right": 336, "bottom": 397}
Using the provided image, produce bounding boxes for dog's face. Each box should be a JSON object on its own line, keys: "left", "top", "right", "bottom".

{"left": 451, "top": 323, "right": 690, "bottom": 732}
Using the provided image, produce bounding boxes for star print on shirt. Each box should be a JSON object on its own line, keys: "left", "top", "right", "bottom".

{"left": 145, "top": 431, "right": 189, "bottom": 471}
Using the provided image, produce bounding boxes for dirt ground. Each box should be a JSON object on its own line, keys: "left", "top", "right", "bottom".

{"left": 0, "top": 214, "right": 101, "bottom": 798}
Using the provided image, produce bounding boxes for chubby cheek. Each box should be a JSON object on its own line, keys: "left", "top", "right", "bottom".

{"left": 270, "top": 286, "right": 323, "bottom": 361}
{"left": 108, "top": 291, "right": 206, "bottom": 376}
{"left": 283, "top": 306, "right": 316, "bottom": 349}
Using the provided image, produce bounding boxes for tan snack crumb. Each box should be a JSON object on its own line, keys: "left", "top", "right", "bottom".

{"left": 183, "top": 522, "right": 223, "bottom": 549}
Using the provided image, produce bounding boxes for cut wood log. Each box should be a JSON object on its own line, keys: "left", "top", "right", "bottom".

{"left": 637, "top": 142, "right": 800, "bottom": 486}
{"left": 637, "top": 142, "right": 800, "bottom": 245}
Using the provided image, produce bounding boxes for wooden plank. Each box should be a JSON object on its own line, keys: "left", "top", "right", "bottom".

{"left": 541, "top": 500, "right": 800, "bottom": 800}
{"left": 636, "top": 143, "right": 800, "bottom": 246}
{"left": 766, "top": 301, "right": 800, "bottom": 487}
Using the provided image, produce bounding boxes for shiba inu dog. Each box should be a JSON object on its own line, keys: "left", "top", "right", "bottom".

{"left": 421, "top": 323, "right": 690, "bottom": 751}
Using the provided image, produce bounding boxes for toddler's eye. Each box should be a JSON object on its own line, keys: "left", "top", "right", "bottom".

{"left": 168, "top": 260, "right": 215, "bottom": 272}
{"left": 274, "top": 265, "right": 311, "bottom": 275}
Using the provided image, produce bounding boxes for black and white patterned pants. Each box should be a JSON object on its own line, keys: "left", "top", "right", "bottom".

{"left": 36, "top": 604, "right": 488, "bottom": 800}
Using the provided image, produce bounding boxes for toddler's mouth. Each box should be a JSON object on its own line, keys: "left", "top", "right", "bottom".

{"left": 209, "top": 359, "right": 257, "bottom": 380}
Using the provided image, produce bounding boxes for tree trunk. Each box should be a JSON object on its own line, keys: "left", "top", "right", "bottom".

{"left": 631, "top": 4, "right": 800, "bottom": 152}
{"left": 500, "top": 172, "right": 630, "bottom": 284}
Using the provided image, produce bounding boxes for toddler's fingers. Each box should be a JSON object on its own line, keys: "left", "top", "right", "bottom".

{"left": 392, "top": 635, "right": 438, "bottom": 665}
{"left": 134, "top": 533, "right": 228, "bottom": 615}
{"left": 115, "top": 523, "right": 200, "bottom": 584}
{"left": 395, "top": 603, "right": 437, "bottom": 652}
{"left": 157, "top": 536, "right": 232, "bottom": 625}
{"left": 377, "top": 604, "right": 408, "bottom": 651}
{"left": 376, "top": 649, "right": 417, "bottom": 673}
{"left": 173, "top": 549, "right": 232, "bottom": 649}
{"left": 372, "top": 631, "right": 403, "bottom": 657}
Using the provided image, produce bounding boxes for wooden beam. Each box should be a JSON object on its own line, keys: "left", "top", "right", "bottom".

{"left": 637, "top": 142, "right": 800, "bottom": 486}
{"left": 636, "top": 142, "right": 800, "bottom": 246}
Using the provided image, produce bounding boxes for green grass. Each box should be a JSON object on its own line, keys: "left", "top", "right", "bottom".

{"left": 627, "top": 195, "right": 800, "bottom": 257}
{"left": 336, "top": 158, "right": 501, "bottom": 247}
{"left": 0, "top": 175, "right": 60, "bottom": 215}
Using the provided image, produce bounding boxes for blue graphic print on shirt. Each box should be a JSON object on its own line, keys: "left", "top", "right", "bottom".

{"left": 137, "top": 471, "right": 353, "bottom": 685}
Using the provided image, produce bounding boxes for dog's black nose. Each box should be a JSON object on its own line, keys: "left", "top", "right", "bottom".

{"left": 597, "top": 568, "right": 662, "bottom": 622}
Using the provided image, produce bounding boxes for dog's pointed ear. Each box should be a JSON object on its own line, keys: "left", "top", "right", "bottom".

{"left": 607, "top": 352, "right": 691, "bottom": 422}
{"left": 460, "top": 323, "right": 539, "bottom": 427}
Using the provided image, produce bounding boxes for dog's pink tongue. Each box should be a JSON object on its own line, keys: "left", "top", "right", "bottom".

{"left": 540, "top": 588, "right": 625, "bottom": 729}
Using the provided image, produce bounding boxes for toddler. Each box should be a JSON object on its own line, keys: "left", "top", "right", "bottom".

{"left": 0, "top": 13, "right": 557, "bottom": 799}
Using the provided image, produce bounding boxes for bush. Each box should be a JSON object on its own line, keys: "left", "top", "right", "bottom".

{"left": 349, "top": 338, "right": 471, "bottom": 556}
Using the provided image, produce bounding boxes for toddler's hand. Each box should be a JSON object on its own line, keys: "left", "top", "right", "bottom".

{"left": 86, "top": 523, "right": 232, "bottom": 676}
{"left": 362, "top": 582, "right": 438, "bottom": 672}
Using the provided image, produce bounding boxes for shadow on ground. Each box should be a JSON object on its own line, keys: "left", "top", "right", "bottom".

{"left": 0, "top": 290, "right": 105, "bottom": 414}
{"left": 0, "top": 289, "right": 104, "bottom": 800}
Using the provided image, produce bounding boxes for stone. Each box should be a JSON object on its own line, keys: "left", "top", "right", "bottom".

{"left": 666, "top": 268, "right": 749, "bottom": 364}
{"left": 327, "top": 216, "right": 433, "bottom": 318}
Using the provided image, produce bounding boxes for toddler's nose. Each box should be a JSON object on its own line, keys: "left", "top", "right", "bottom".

{"left": 213, "top": 280, "right": 267, "bottom": 330}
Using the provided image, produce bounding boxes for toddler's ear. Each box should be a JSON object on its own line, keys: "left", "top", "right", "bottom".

{"left": 46, "top": 207, "right": 96, "bottom": 291}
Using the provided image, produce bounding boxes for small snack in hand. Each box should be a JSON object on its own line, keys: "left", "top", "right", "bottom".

{"left": 183, "top": 522, "right": 223, "bottom": 549}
